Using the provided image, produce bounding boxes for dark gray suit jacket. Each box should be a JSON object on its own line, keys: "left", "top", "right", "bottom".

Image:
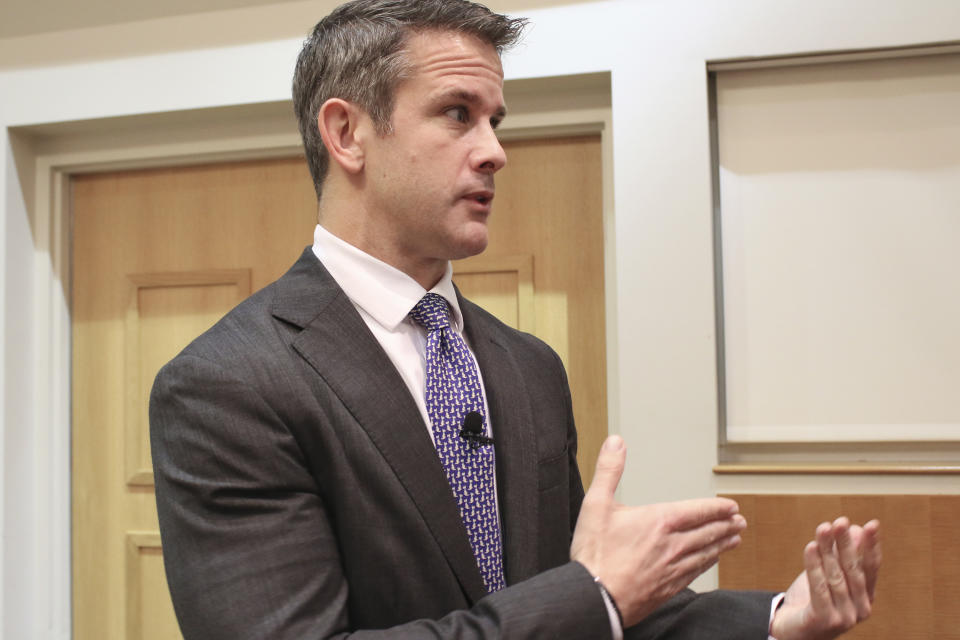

{"left": 150, "top": 248, "right": 773, "bottom": 639}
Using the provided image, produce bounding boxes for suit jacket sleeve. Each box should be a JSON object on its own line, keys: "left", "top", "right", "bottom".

{"left": 627, "top": 589, "right": 773, "bottom": 639}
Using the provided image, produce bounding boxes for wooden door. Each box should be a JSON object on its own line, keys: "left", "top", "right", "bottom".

{"left": 71, "top": 135, "right": 605, "bottom": 638}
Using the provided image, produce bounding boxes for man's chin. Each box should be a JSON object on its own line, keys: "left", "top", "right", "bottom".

{"left": 451, "top": 233, "right": 489, "bottom": 260}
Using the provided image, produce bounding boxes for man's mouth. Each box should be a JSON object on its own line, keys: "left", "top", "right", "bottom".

{"left": 466, "top": 190, "right": 494, "bottom": 205}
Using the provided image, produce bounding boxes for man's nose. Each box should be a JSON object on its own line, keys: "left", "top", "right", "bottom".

{"left": 474, "top": 125, "right": 507, "bottom": 173}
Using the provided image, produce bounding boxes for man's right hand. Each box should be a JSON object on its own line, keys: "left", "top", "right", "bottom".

{"left": 570, "top": 435, "right": 747, "bottom": 628}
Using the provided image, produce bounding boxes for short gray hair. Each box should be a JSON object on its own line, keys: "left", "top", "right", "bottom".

{"left": 292, "top": 0, "right": 527, "bottom": 199}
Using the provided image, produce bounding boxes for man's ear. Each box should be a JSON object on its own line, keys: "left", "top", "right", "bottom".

{"left": 316, "top": 98, "right": 368, "bottom": 175}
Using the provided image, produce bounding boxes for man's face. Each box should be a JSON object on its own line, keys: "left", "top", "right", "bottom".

{"left": 360, "top": 30, "right": 507, "bottom": 275}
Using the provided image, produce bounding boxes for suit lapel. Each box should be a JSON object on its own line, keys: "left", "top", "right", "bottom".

{"left": 271, "top": 249, "right": 487, "bottom": 602}
{"left": 460, "top": 297, "right": 540, "bottom": 586}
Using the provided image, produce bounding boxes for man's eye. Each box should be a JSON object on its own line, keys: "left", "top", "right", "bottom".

{"left": 445, "top": 107, "right": 468, "bottom": 123}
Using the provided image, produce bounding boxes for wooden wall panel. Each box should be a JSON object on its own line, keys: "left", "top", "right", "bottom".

{"left": 719, "top": 495, "right": 960, "bottom": 640}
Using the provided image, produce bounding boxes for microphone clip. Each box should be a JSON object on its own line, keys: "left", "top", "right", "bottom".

{"left": 459, "top": 411, "right": 494, "bottom": 449}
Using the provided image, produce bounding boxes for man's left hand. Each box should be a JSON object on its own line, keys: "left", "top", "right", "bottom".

{"left": 770, "top": 517, "right": 881, "bottom": 640}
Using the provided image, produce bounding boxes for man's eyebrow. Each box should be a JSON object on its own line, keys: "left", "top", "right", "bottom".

{"left": 437, "top": 88, "right": 507, "bottom": 120}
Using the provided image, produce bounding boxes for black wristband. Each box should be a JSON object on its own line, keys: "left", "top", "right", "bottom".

{"left": 593, "top": 576, "right": 624, "bottom": 628}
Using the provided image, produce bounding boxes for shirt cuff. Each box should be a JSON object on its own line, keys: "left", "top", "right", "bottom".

{"left": 768, "top": 592, "right": 786, "bottom": 640}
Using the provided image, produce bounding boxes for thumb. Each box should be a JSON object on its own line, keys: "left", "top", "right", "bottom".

{"left": 585, "top": 435, "right": 626, "bottom": 503}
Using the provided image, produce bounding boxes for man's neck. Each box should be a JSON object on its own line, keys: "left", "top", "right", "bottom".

{"left": 317, "top": 218, "right": 446, "bottom": 290}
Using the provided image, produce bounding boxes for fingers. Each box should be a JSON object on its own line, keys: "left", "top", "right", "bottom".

{"left": 668, "top": 497, "right": 741, "bottom": 531}
{"left": 774, "top": 518, "right": 881, "bottom": 639}
{"left": 816, "top": 521, "right": 856, "bottom": 625}
{"left": 653, "top": 498, "right": 744, "bottom": 581}
{"left": 860, "top": 520, "right": 882, "bottom": 599}
{"left": 834, "top": 517, "right": 871, "bottom": 619}
{"left": 672, "top": 518, "right": 745, "bottom": 583}
{"left": 840, "top": 519, "right": 882, "bottom": 599}
{"left": 570, "top": 437, "right": 627, "bottom": 579}
{"left": 677, "top": 513, "right": 746, "bottom": 557}
{"left": 803, "top": 538, "right": 832, "bottom": 616}
{"left": 585, "top": 435, "right": 626, "bottom": 504}
{"left": 658, "top": 509, "right": 745, "bottom": 593}
{"left": 805, "top": 518, "right": 878, "bottom": 633}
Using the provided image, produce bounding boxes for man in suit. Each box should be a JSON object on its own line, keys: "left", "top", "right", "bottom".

{"left": 150, "top": 1, "right": 881, "bottom": 638}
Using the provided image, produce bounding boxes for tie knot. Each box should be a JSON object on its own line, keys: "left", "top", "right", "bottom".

{"left": 409, "top": 293, "right": 452, "bottom": 332}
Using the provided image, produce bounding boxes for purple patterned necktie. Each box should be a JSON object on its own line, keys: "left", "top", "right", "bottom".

{"left": 409, "top": 292, "right": 505, "bottom": 593}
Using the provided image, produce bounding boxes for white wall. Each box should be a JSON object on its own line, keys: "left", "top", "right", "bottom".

{"left": 3, "top": 0, "right": 960, "bottom": 637}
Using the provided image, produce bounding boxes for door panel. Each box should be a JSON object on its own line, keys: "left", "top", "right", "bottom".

{"left": 126, "top": 533, "right": 180, "bottom": 640}
{"left": 125, "top": 270, "right": 251, "bottom": 485}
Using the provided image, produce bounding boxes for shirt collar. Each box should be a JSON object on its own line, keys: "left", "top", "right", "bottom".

{"left": 311, "top": 223, "right": 464, "bottom": 332}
